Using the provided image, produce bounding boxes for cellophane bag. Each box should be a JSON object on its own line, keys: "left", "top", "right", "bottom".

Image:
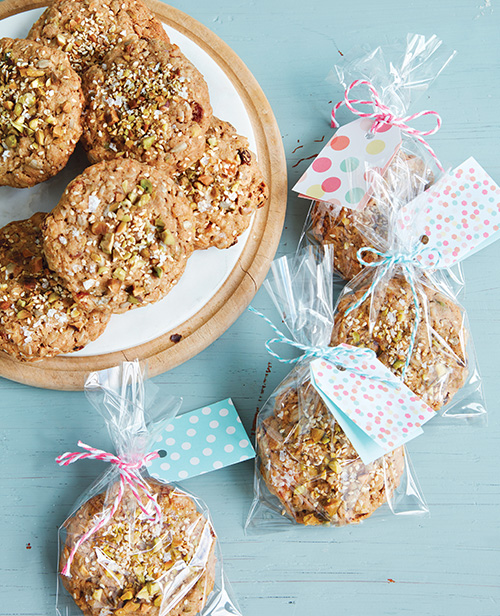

{"left": 330, "top": 165, "right": 486, "bottom": 423}
{"left": 246, "top": 247, "right": 428, "bottom": 532}
{"left": 56, "top": 361, "right": 242, "bottom": 616}
{"left": 300, "top": 33, "right": 455, "bottom": 281}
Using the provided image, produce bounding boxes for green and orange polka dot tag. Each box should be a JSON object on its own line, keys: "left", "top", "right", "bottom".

{"left": 293, "top": 117, "right": 401, "bottom": 209}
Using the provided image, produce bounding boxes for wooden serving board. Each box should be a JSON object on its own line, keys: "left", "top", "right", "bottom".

{"left": 0, "top": 0, "right": 287, "bottom": 390}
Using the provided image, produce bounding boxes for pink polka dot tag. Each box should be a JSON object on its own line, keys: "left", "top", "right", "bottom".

{"left": 398, "top": 157, "right": 500, "bottom": 268}
{"left": 309, "top": 347, "right": 436, "bottom": 465}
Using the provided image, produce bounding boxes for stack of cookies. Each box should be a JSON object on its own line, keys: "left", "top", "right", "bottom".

{"left": 253, "top": 146, "right": 471, "bottom": 528}
{"left": 298, "top": 142, "right": 469, "bottom": 413}
{"left": 0, "top": 0, "right": 268, "bottom": 362}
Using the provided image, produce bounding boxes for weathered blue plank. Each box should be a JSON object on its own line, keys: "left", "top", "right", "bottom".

{"left": 0, "top": 0, "right": 499, "bottom": 615}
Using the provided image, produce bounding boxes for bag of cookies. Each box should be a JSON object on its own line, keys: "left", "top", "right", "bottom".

{"left": 56, "top": 361, "right": 242, "bottom": 616}
{"left": 296, "top": 34, "right": 455, "bottom": 281}
{"left": 330, "top": 157, "right": 487, "bottom": 422}
{"left": 246, "top": 247, "right": 429, "bottom": 530}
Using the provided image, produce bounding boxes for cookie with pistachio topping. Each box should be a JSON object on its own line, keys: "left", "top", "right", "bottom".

{"left": 28, "top": 0, "right": 169, "bottom": 76}
{"left": 0, "top": 213, "right": 110, "bottom": 361}
{"left": 0, "top": 37, "right": 83, "bottom": 189}
{"left": 42, "top": 159, "right": 194, "bottom": 313}
{"left": 331, "top": 275, "right": 468, "bottom": 411}
{"left": 257, "top": 371, "right": 405, "bottom": 526}
{"left": 175, "top": 117, "right": 268, "bottom": 250}
{"left": 60, "top": 480, "right": 217, "bottom": 616}
{"left": 308, "top": 152, "right": 433, "bottom": 280}
{"left": 81, "top": 37, "right": 212, "bottom": 172}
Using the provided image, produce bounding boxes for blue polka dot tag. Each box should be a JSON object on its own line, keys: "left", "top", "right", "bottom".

{"left": 146, "top": 398, "right": 255, "bottom": 482}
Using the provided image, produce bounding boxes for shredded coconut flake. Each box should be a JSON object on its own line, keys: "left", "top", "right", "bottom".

{"left": 22, "top": 328, "right": 33, "bottom": 343}
{"left": 196, "top": 199, "right": 213, "bottom": 213}
{"left": 105, "top": 95, "right": 126, "bottom": 108}
{"left": 88, "top": 195, "right": 100, "bottom": 213}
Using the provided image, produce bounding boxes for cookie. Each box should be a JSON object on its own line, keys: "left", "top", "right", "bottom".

{"left": 28, "top": 0, "right": 169, "bottom": 75}
{"left": 258, "top": 372, "right": 405, "bottom": 525}
{"left": 60, "top": 480, "right": 216, "bottom": 616}
{"left": 331, "top": 274, "right": 468, "bottom": 411}
{"left": 309, "top": 152, "right": 432, "bottom": 280}
{"left": 43, "top": 158, "right": 194, "bottom": 313}
{"left": 175, "top": 117, "right": 268, "bottom": 249}
{"left": 82, "top": 37, "right": 212, "bottom": 172}
{"left": 0, "top": 37, "right": 83, "bottom": 188}
{"left": 0, "top": 213, "right": 109, "bottom": 361}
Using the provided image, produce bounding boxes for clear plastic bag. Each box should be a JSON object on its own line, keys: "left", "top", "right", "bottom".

{"left": 246, "top": 247, "right": 428, "bottom": 532}
{"left": 333, "top": 33, "right": 454, "bottom": 119}
{"left": 330, "top": 173, "right": 486, "bottom": 423}
{"left": 300, "top": 33, "right": 455, "bottom": 280}
{"left": 56, "top": 361, "right": 242, "bottom": 616}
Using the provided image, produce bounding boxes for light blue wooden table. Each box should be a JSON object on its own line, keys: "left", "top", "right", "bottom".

{"left": 1, "top": 1, "right": 499, "bottom": 615}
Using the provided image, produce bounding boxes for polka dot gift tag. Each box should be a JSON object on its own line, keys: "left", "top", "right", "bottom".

{"left": 309, "top": 347, "right": 436, "bottom": 464}
{"left": 293, "top": 118, "right": 401, "bottom": 210}
{"left": 147, "top": 398, "right": 255, "bottom": 482}
{"left": 396, "top": 157, "right": 500, "bottom": 267}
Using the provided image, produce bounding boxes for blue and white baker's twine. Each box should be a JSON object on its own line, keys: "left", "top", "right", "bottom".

{"left": 248, "top": 305, "right": 397, "bottom": 388}
{"left": 344, "top": 242, "right": 442, "bottom": 377}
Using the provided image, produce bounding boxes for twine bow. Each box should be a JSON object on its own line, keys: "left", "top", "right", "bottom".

{"left": 249, "top": 306, "right": 396, "bottom": 388}
{"left": 344, "top": 242, "right": 442, "bottom": 377}
{"left": 57, "top": 441, "right": 161, "bottom": 576}
{"left": 331, "top": 79, "right": 444, "bottom": 172}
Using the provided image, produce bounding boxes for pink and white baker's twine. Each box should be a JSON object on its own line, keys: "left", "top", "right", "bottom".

{"left": 56, "top": 441, "right": 161, "bottom": 576}
{"left": 331, "top": 79, "right": 444, "bottom": 172}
